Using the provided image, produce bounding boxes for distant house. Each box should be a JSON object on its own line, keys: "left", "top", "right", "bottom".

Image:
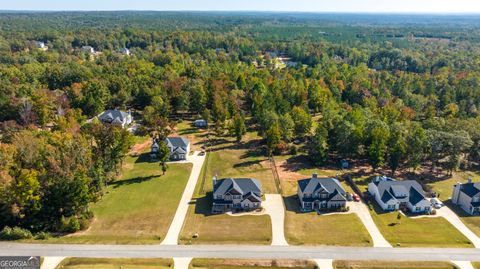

{"left": 452, "top": 179, "right": 480, "bottom": 216}
{"left": 118, "top": 47, "right": 131, "bottom": 56}
{"left": 81, "top": 46, "right": 95, "bottom": 54}
{"left": 297, "top": 174, "right": 347, "bottom": 212}
{"left": 97, "top": 109, "right": 132, "bottom": 128}
{"left": 193, "top": 119, "right": 207, "bottom": 128}
{"left": 212, "top": 176, "right": 262, "bottom": 213}
{"left": 368, "top": 176, "right": 432, "bottom": 214}
{"left": 35, "top": 41, "right": 48, "bottom": 51}
{"left": 150, "top": 139, "right": 160, "bottom": 159}
{"left": 165, "top": 137, "right": 190, "bottom": 161}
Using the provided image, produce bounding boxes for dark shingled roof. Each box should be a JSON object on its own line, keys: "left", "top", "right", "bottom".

{"left": 373, "top": 177, "right": 428, "bottom": 206}
{"left": 459, "top": 182, "right": 480, "bottom": 198}
{"left": 298, "top": 177, "right": 345, "bottom": 195}
{"left": 165, "top": 137, "right": 190, "bottom": 148}
{"left": 98, "top": 109, "right": 129, "bottom": 123}
{"left": 213, "top": 178, "right": 262, "bottom": 196}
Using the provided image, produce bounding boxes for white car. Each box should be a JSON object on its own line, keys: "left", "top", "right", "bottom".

{"left": 430, "top": 198, "right": 444, "bottom": 209}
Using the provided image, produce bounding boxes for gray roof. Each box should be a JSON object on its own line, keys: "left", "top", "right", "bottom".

{"left": 373, "top": 177, "right": 428, "bottom": 206}
{"left": 298, "top": 177, "right": 345, "bottom": 196}
{"left": 98, "top": 109, "right": 129, "bottom": 123}
{"left": 213, "top": 178, "right": 262, "bottom": 196}
{"left": 459, "top": 182, "right": 480, "bottom": 198}
{"left": 165, "top": 137, "right": 190, "bottom": 148}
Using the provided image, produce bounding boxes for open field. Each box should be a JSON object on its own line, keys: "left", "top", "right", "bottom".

{"left": 179, "top": 132, "right": 273, "bottom": 245}
{"left": 333, "top": 260, "right": 455, "bottom": 269}
{"left": 189, "top": 259, "right": 316, "bottom": 269}
{"left": 202, "top": 132, "right": 277, "bottom": 193}
{"left": 284, "top": 197, "right": 372, "bottom": 246}
{"left": 45, "top": 147, "right": 192, "bottom": 244}
{"left": 56, "top": 258, "right": 173, "bottom": 269}
{"left": 368, "top": 203, "right": 472, "bottom": 248}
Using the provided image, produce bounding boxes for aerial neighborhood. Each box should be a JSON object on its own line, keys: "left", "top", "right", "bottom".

{"left": 3, "top": 10, "right": 480, "bottom": 269}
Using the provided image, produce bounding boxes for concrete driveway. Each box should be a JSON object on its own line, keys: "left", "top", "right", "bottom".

{"left": 41, "top": 256, "right": 65, "bottom": 269}
{"left": 348, "top": 202, "right": 392, "bottom": 248}
{"left": 435, "top": 207, "right": 480, "bottom": 248}
{"left": 313, "top": 259, "right": 333, "bottom": 269}
{"left": 161, "top": 151, "right": 206, "bottom": 245}
{"left": 263, "top": 194, "right": 289, "bottom": 246}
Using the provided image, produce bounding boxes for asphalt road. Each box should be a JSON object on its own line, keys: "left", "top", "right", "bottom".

{"left": 1, "top": 244, "right": 479, "bottom": 262}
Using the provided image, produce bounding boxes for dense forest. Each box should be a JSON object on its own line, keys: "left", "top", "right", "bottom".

{"left": 1, "top": 12, "right": 480, "bottom": 236}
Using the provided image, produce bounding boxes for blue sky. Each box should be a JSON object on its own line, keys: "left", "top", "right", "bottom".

{"left": 1, "top": 0, "right": 480, "bottom": 13}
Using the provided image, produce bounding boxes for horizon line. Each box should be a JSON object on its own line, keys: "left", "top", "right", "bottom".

{"left": 1, "top": 10, "right": 480, "bottom": 15}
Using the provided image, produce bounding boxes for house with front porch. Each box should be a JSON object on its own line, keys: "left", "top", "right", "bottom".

{"left": 212, "top": 176, "right": 262, "bottom": 213}
{"left": 297, "top": 174, "right": 347, "bottom": 212}
{"left": 368, "top": 176, "right": 432, "bottom": 214}
{"left": 452, "top": 179, "right": 480, "bottom": 215}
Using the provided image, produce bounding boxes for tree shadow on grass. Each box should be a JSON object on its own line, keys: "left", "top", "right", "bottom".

{"left": 233, "top": 160, "right": 263, "bottom": 168}
{"left": 110, "top": 174, "right": 160, "bottom": 189}
{"left": 179, "top": 127, "right": 199, "bottom": 135}
{"left": 134, "top": 153, "right": 156, "bottom": 164}
{"left": 444, "top": 199, "right": 476, "bottom": 218}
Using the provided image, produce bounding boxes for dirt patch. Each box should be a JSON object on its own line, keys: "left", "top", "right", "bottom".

{"left": 276, "top": 160, "right": 308, "bottom": 182}
{"left": 130, "top": 139, "right": 152, "bottom": 155}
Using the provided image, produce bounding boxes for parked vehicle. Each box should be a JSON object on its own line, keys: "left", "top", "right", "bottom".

{"left": 352, "top": 194, "right": 361, "bottom": 202}
{"left": 430, "top": 198, "right": 443, "bottom": 209}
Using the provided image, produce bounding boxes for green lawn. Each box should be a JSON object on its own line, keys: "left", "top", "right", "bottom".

{"left": 179, "top": 133, "right": 273, "bottom": 245}
{"left": 175, "top": 120, "right": 208, "bottom": 152}
{"left": 56, "top": 258, "right": 173, "bottom": 269}
{"left": 190, "top": 259, "right": 316, "bottom": 269}
{"left": 201, "top": 132, "right": 277, "bottom": 193}
{"left": 47, "top": 153, "right": 192, "bottom": 244}
{"left": 333, "top": 260, "right": 455, "bottom": 269}
{"left": 284, "top": 197, "right": 372, "bottom": 246}
{"left": 179, "top": 179, "right": 272, "bottom": 245}
{"left": 369, "top": 203, "right": 472, "bottom": 248}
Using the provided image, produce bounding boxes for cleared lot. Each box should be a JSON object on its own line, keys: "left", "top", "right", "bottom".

{"left": 55, "top": 258, "right": 173, "bottom": 269}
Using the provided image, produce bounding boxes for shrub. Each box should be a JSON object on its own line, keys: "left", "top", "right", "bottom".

{"left": 58, "top": 216, "right": 81, "bottom": 233}
{"left": 35, "top": 231, "right": 51, "bottom": 240}
{"left": 0, "top": 226, "right": 33, "bottom": 240}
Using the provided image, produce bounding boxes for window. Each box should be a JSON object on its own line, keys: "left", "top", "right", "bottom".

{"left": 321, "top": 194, "right": 328, "bottom": 199}
{"left": 216, "top": 195, "right": 222, "bottom": 199}
{"left": 415, "top": 207, "right": 421, "bottom": 211}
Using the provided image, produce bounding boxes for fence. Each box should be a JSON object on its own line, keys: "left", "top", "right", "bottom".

{"left": 269, "top": 155, "right": 282, "bottom": 194}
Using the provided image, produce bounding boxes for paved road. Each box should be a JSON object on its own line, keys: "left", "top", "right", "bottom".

{"left": 263, "top": 194, "right": 289, "bottom": 246}
{"left": 161, "top": 152, "right": 206, "bottom": 245}
{"left": 2, "top": 244, "right": 480, "bottom": 262}
{"left": 348, "top": 202, "right": 392, "bottom": 248}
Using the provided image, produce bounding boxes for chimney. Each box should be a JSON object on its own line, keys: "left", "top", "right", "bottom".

{"left": 312, "top": 172, "right": 318, "bottom": 179}
{"left": 213, "top": 175, "right": 218, "bottom": 187}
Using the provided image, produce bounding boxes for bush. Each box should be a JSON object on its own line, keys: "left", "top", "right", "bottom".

{"left": 35, "top": 231, "right": 51, "bottom": 240}
{"left": 0, "top": 226, "right": 33, "bottom": 240}
{"left": 58, "top": 216, "right": 81, "bottom": 233}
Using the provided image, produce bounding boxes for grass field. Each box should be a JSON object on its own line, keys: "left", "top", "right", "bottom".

{"left": 333, "top": 260, "right": 455, "bottom": 269}
{"left": 473, "top": 262, "right": 480, "bottom": 269}
{"left": 189, "top": 259, "right": 316, "bottom": 269}
{"left": 47, "top": 151, "right": 192, "bottom": 244}
{"left": 179, "top": 132, "right": 273, "bottom": 245}
{"left": 201, "top": 132, "right": 277, "bottom": 193}
{"left": 56, "top": 258, "right": 173, "bottom": 269}
{"left": 368, "top": 203, "right": 472, "bottom": 248}
{"left": 284, "top": 197, "right": 372, "bottom": 246}
{"left": 175, "top": 120, "right": 208, "bottom": 152}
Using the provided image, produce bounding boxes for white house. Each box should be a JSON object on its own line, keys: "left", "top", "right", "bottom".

{"left": 81, "top": 46, "right": 95, "bottom": 54}
{"left": 35, "top": 41, "right": 48, "bottom": 51}
{"left": 452, "top": 179, "right": 480, "bottom": 215}
{"left": 368, "top": 176, "right": 432, "bottom": 214}
{"left": 97, "top": 109, "right": 132, "bottom": 129}
{"left": 119, "top": 47, "right": 131, "bottom": 56}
